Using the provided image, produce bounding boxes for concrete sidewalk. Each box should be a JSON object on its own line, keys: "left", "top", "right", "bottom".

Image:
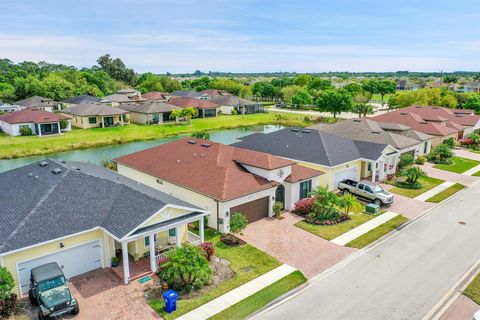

{"left": 414, "top": 181, "right": 455, "bottom": 201}
{"left": 331, "top": 211, "right": 399, "bottom": 246}
{"left": 462, "top": 164, "right": 480, "bottom": 176}
{"left": 176, "top": 264, "right": 297, "bottom": 320}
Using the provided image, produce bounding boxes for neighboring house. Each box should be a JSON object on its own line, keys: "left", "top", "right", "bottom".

{"left": 168, "top": 90, "right": 203, "bottom": 99}
{"left": 100, "top": 89, "right": 146, "bottom": 106}
{"left": 396, "top": 79, "right": 420, "bottom": 91}
{"left": 198, "top": 89, "right": 230, "bottom": 100}
{"left": 232, "top": 128, "right": 399, "bottom": 190}
{"left": 464, "top": 80, "right": 480, "bottom": 93}
{"left": 62, "top": 102, "right": 129, "bottom": 128}
{"left": 0, "top": 160, "right": 208, "bottom": 295}
{"left": 209, "top": 95, "right": 264, "bottom": 114}
{"left": 142, "top": 91, "right": 169, "bottom": 101}
{"left": 311, "top": 118, "right": 432, "bottom": 156}
{"left": 0, "top": 108, "right": 71, "bottom": 136}
{"left": 62, "top": 95, "right": 101, "bottom": 107}
{"left": 370, "top": 105, "right": 480, "bottom": 145}
{"left": 117, "top": 88, "right": 141, "bottom": 97}
{"left": 0, "top": 103, "right": 24, "bottom": 113}
{"left": 15, "top": 96, "right": 62, "bottom": 112}
{"left": 118, "top": 101, "right": 182, "bottom": 124}
{"left": 375, "top": 122, "right": 433, "bottom": 155}
{"left": 168, "top": 97, "right": 220, "bottom": 117}
{"left": 114, "top": 138, "right": 324, "bottom": 232}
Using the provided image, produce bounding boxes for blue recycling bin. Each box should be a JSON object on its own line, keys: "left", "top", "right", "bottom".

{"left": 163, "top": 289, "right": 178, "bottom": 313}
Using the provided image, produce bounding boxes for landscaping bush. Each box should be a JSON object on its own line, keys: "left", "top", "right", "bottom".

{"left": 398, "top": 154, "right": 414, "bottom": 170}
{"left": 19, "top": 126, "right": 32, "bottom": 136}
{"left": 191, "top": 131, "right": 210, "bottom": 140}
{"left": 466, "top": 133, "right": 480, "bottom": 150}
{"left": 428, "top": 144, "right": 454, "bottom": 164}
{"left": 305, "top": 187, "right": 350, "bottom": 225}
{"left": 399, "top": 166, "right": 426, "bottom": 186}
{"left": 60, "top": 119, "right": 69, "bottom": 130}
{"left": 273, "top": 201, "right": 283, "bottom": 219}
{"left": 340, "top": 193, "right": 361, "bottom": 215}
{"left": 199, "top": 242, "right": 215, "bottom": 262}
{"left": 0, "top": 294, "right": 16, "bottom": 318}
{"left": 0, "top": 267, "right": 16, "bottom": 318}
{"left": 221, "top": 212, "right": 248, "bottom": 246}
{"left": 415, "top": 155, "right": 426, "bottom": 165}
{"left": 394, "top": 181, "right": 422, "bottom": 189}
{"left": 291, "top": 197, "right": 315, "bottom": 216}
{"left": 443, "top": 137, "right": 456, "bottom": 149}
{"left": 159, "top": 245, "right": 211, "bottom": 292}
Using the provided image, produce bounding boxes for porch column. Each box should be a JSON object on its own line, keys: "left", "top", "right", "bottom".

{"left": 120, "top": 115, "right": 124, "bottom": 126}
{"left": 199, "top": 218, "right": 205, "bottom": 244}
{"left": 121, "top": 241, "right": 130, "bottom": 284}
{"left": 37, "top": 124, "right": 42, "bottom": 137}
{"left": 175, "top": 226, "right": 182, "bottom": 247}
{"left": 379, "top": 160, "right": 385, "bottom": 181}
{"left": 149, "top": 233, "right": 156, "bottom": 272}
{"left": 101, "top": 116, "right": 105, "bottom": 128}
{"left": 371, "top": 161, "right": 376, "bottom": 182}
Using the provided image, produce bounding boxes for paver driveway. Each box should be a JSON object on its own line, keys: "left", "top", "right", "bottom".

{"left": 238, "top": 212, "right": 355, "bottom": 278}
{"left": 441, "top": 295, "right": 479, "bottom": 320}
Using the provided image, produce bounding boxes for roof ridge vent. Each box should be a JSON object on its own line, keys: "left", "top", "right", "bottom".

{"left": 371, "top": 131, "right": 381, "bottom": 134}
{"left": 400, "top": 112, "right": 407, "bottom": 115}
{"left": 201, "top": 143, "right": 211, "bottom": 148}
{"left": 51, "top": 168, "right": 62, "bottom": 175}
{"left": 187, "top": 140, "right": 197, "bottom": 144}
{"left": 39, "top": 161, "right": 49, "bottom": 167}
{"left": 353, "top": 119, "right": 361, "bottom": 122}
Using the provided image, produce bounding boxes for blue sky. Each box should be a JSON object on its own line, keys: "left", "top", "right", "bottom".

{"left": 0, "top": 0, "right": 479, "bottom": 73}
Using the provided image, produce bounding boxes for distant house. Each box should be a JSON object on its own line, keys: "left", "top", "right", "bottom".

{"left": 62, "top": 95, "right": 101, "bottom": 107}
{"left": 0, "top": 103, "right": 24, "bottom": 113}
{"left": 464, "top": 80, "right": 480, "bottom": 93}
{"left": 142, "top": 91, "right": 169, "bottom": 101}
{"left": 198, "top": 89, "right": 230, "bottom": 100}
{"left": 62, "top": 102, "right": 129, "bottom": 128}
{"left": 100, "top": 89, "right": 146, "bottom": 106}
{"left": 168, "top": 97, "right": 220, "bottom": 117}
{"left": 118, "top": 101, "right": 182, "bottom": 124}
{"left": 396, "top": 79, "right": 420, "bottom": 91}
{"left": 168, "top": 90, "right": 203, "bottom": 99}
{"left": 14, "top": 96, "right": 62, "bottom": 112}
{"left": 0, "top": 108, "right": 71, "bottom": 136}
{"left": 209, "top": 95, "right": 264, "bottom": 114}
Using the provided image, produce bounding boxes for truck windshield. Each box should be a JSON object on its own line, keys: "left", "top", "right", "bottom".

{"left": 372, "top": 186, "right": 384, "bottom": 193}
{"left": 37, "top": 276, "right": 66, "bottom": 292}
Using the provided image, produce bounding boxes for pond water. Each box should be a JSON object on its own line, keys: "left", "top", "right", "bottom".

{"left": 0, "top": 125, "right": 284, "bottom": 173}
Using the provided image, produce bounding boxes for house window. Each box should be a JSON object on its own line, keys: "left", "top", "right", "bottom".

{"left": 368, "top": 163, "right": 372, "bottom": 171}
{"left": 144, "top": 234, "right": 157, "bottom": 246}
{"left": 88, "top": 117, "right": 97, "bottom": 124}
{"left": 423, "top": 142, "right": 428, "bottom": 154}
{"left": 168, "top": 228, "right": 176, "bottom": 237}
{"left": 19, "top": 124, "right": 29, "bottom": 129}
{"left": 299, "top": 180, "right": 312, "bottom": 199}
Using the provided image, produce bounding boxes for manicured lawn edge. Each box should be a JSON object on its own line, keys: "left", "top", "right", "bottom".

{"left": 208, "top": 270, "right": 307, "bottom": 320}
{"left": 433, "top": 156, "right": 480, "bottom": 174}
{"left": 425, "top": 183, "right": 466, "bottom": 203}
{"left": 346, "top": 215, "right": 408, "bottom": 249}
{"left": 472, "top": 170, "right": 480, "bottom": 177}
{"left": 464, "top": 272, "right": 480, "bottom": 305}
{"left": 389, "top": 176, "right": 444, "bottom": 198}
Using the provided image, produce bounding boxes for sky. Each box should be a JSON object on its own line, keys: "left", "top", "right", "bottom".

{"left": 0, "top": 0, "right": 479, "bottom": 73}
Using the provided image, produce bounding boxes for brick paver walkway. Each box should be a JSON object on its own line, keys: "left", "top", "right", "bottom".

{"left": 441, "top": 295, "right": 479, "bottom": 320}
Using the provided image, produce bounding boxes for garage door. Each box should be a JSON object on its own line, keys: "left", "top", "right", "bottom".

{"left": 231, "top": 197, "right": 269, "bottom": 223}
{"left": 17, "top": 240, "right": 102, "bottom": 294}
{"left": 333, "top": 167, "right": 358, "bottom": 189}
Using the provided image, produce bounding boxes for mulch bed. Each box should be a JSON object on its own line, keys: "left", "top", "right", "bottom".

{"left": 220, "top": 234, "right": 246, "bottom": 246}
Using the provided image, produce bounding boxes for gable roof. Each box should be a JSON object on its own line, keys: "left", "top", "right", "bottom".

{"left": 114, "top": 138, "right": 302, "bottom": 201}
{"left": 0, "top": 108, "right": 70, "bottom": 124}
{"left": 63, "top": 95, "right": 101, "bottom": 104}
{"left": 142, "top": 91, "right": 169, "bottom": 101}
{"left": 169, "top": 90, "right": 202, "bottom": 98}
{"left": 118, "top": 101, "right": 181, "bottom": 114}
{"left": 209, "top": 95, "right": 257, "bottom": 106}
{"left": 15, "top": 96, "right": 54, "bottom": 108}
{"left": 232, "top": 128, "right": 390, "bottom": 167}
{"left": 310, "top": 118, "right": 423, "bottom": 150}
{"left": 63, "top": 102, "right": 128, "bottom": 116}
{"left": 168, "top": 97, "right": 220, "bottom": 110}
{"left": 198, "top": 89, "right": 230, "bottom": 97}
{"left": 101, "top": 94, "right": 146, "bottom": 103}
{"left": 0, "top": 160, "right": 201, "bottom": 254}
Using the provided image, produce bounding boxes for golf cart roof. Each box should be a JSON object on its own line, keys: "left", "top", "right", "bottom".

{"left": 31, "top": 262, "right": 64, "bottom": 283}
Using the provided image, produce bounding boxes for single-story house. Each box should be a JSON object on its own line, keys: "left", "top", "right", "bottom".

{"left": 209, "top": 95, "right": 264, "bottom": 114}
{"left": 114, "top": 138, "right": 324, "bottom": 233}
{"left": 232, "top": 128, "right": 399, "bottom": 190}
{"left": 62, "top": 95, "right": 101, "bottom": 107}
{"left": 311, "top": 118, "right": 432, "bottom": 156}
{"left": 168, "top": 90, "right": 203, "bottom": 100}
{"left": 464, "top": 80, "right": 480, "bottom": 93}
{"left": 100, "top": 89, "right": 146, "bottom": 106}
{"left": 198, "top": 89, "right": 231, "bottom": 100}
{"left": 0, "top": 160, "right": 208, "bottom": 295}
{"left": 142, "top": 91, "right": 169, "bottom": 101}
{"left": 0, "top": 108, "right": 71, "bottom": 136}
{"left": 370, "top": 105, "right": 480, "bottom": 146}
{"left": 62, "top": 102, "right": 130, "bottom": 128}
{"left": 118, "top": 101, "right": 182, "bottom": 124}
{"left": 15, "top": 96, "right": 62, "bottom": 112}
{"left": 168, "top": 97, "right": 220, "bottom": 117}
{"left": 0, "top": 103, "right": 24, "bottom": 113}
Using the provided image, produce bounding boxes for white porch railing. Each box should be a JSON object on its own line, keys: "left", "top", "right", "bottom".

{"left": 187, "top": 231, "right": 201, "bottom": 245}
{"left": 153, "top": 232, "right": 201, "bottom": 267}
{"left": 155, "top": 246, "right": 174, "bottom": 266}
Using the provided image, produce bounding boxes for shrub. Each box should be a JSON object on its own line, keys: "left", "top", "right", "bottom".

{"left": 19, "top": 126, "right": 32, "bottom": 136}
{"left": 398, "top": 154, "right": 414, "bottom": 170}
{"left": 428, "top": 143, "right": 454, "bottom": 164}
{"left": 101, "top": 159, "right": 117, "bottom": 171}
{"left": 340, "top": 193, "right": 361, "bottom": 215}
{"left": 229, "top": 212, "right": 248, "bottom": 236}
{"left": 0, "top": 293, "right": 16, "bottom": 318}
{"left": 0, "top": 267, "right": 15, "bottom": 318}
{"left": 399, "top": 166, "right": 426, "bottom": 185}
{"left": 303, "top": 115, "right": 311, "bottom": 123}
{"left": 191, "top": 131, "right": 210, "bottom": 140}
{"left": 415, "top": 155, "right": 426, "bottom": 165}
{"left": 443, "top": 137, "right": 456, "bottom": 149}
{"left": 111, "top": 256, "right": 119, "bottom": 267}
{"left": 60, "top": 119, "right": 69, "bottom": 130}
{"left": 231, "top": 108, "right": 238, "bottom": 115}
{"left": 306, "top": 187, "right": 349, "bottom": 225}
{"left": 199, "top": 242, "right": 215, "bottom": 262}
{"left": 292, "top": 197, "right": 315, "bottom": 216}
{"left": 159, "top": 245, "right": 211, "bottom": 292}
{"left": 273, "top": 201, "right": 283, "bottom": 219}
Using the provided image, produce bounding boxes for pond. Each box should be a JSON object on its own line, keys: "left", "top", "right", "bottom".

{"left": 0, "top": 125, "right": 284, "bottom": 173}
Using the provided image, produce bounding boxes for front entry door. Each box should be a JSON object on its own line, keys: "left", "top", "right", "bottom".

{"left": 275, "top": 185, "right": 285, "bottom": 210}
{"left": 104, "top": 117, "right": 114, "bottom": 127}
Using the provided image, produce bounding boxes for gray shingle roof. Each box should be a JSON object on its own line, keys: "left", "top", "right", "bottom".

{"left": 0, "top": 160, "right": 201, "bottom": 254}
{"left": 118, "top": 101, "right": 181, "bottom": 114}
{"left": 62, "top": 95, "right": 101, "bottom": 104}
{"left": 63, "top": 102, "right": 128, "bottom": 116}
{"left": 170, "top": 90, "right": 202, "bottom": 98}
{"left": 15, "top": 96, "right": 54, "bottom": 108}
{"left": 232, "top": 128, "right": 389, "bottom": 167}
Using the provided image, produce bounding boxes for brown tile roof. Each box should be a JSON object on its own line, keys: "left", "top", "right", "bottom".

{"left": 142, "top": 91, "right": 169, "bottom": 101}
{"left": 285, "top": 164, "right": 324, "bottom": 183}
{"left": 0, "top": 108, "right": 70, "bottom": 124}
{"left": 168, "top": 97, "right": 220, "bottom": 110}
{"left": 113, "top": 138, "right": 296, "bottom": 201}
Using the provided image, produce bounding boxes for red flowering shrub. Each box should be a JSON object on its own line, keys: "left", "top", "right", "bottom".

{"left": 200, "top": 242, "right": 215, "bottom": 261}
{"left": 459, "top": 138, "right": 473, "bottom": 145}
{"left": 291, "top": 197, "right": 315, "bottom": 216}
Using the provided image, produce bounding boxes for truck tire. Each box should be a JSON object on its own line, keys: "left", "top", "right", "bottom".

{"left": 342, "top": 189, "right": 349, "bottom": 195}
{"left": 71, "top": 303, "right": 80, "bottom": 315}
{"left": 373, "top": 199, "right": 383, "bottom": 206}
{"left": 38, "top": 310, "right": 48, "bottom": 320}
{"left": 29, "top": 289, "right": 38, "bottom": 306}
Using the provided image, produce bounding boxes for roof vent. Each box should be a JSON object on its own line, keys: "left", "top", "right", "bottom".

{"left": 187, "top": 140, "right": 197, "bottom": 144}
{"left": 353, "top": 119, "right": 361, "bottom": 122}
{"left": 39, "top": 161, "right": 49, "bottom": 167}
{"left": 51, "top": 168, "right": 62, "bottom": 175}
{"left": 432, "top": 107, "right": 439, "bottom": 109}
{"left": 420, "top": 121, "right": 428, "bottom": 124}
{"left": 291, "top": 128, "right": 300, "bottom": 132}
{"left": 400, "top": 112, "right": 407, "bottom": 115}
{"left": 415, "top": 106, "right": 421, "bottom": 108}
{"left": 201, "top": 143, "right": 211, "bottom": 148}
{"left": 301, "top": 129, "right": 310, "bottom": 133}
{"left": 371, "top": 131, "right": 381, "bottom": 134}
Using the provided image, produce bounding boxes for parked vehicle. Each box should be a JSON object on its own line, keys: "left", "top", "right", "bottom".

{"left": 29, "top": 262, "right": 79, "bottom": 319}
{"left": 473, "top": 309, "right": 480, "bottom": 320}
{"left": 338, "top": 179, "right": 394, "bottom": 206}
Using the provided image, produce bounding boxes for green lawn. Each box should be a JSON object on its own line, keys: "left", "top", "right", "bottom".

{"left": 433, "top": 156, "right": 480, "bottom": 174}
{"left": 208, "top": 271, "right": 307, "bottom": 320}
{"left": 425, "top": 183, "right": 466, "bottom": 203}
{"left": 149, "top": 231, "right": 281, "bottom": 320}
{"left": 389, "top": 176, "right": 444, "bottom": 198}
{"left": 473, "top": 170, "right": 480, "bottom": 177}
{"left": 346, "top": 215, "right": 408, "bottom": 249}
{"left": 464, "top": 272, "right": 480, "bottom": 305}
{"left": 0, "top": 113, "right": 308, "bottom": 159}
{"left": 294, "top": 211, "right": 384, "bottom": 240}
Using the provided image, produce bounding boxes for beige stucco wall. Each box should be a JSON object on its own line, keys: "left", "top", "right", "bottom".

{"left": 63, "top": 114, "right": 128, "bottom": 129}
{"left": 129, "top": 112, "right": 150, "bottom": 125}
{"left": 431, "top": 133, "right": 458, "bottom": 147}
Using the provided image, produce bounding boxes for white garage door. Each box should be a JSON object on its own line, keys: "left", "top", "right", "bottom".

{"left": 333, "top": 167, "right": 358, "bottom": 189}
{"left": 17, "top": 240, "right": 102, "bottom": 294}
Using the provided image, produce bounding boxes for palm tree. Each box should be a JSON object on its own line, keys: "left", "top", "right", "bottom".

{"left": 309, "top": 187, "right": 342, "bottom": 221}
{"left": 352, "top": 103, "right": 374, "bottom": 118}
{"left": 169, "top": 109, "right": 182, "bottom": 125}
{"left": 181, "top": 107, "right": 199, "bottom": 125}
{"left": 340, "top": 193, "right": 360, "bottom": 215}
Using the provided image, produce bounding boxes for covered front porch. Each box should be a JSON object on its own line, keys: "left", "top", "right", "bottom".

{"left": 367, "top": 151, "right": 400, "bottom": 182}
{"left": 115, "top": 212, "right": 208, "bottom": 284}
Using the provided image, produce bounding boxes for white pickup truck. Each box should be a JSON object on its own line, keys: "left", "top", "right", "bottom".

{"left": 337, "top": 179, "right": 394, "bottom": 206}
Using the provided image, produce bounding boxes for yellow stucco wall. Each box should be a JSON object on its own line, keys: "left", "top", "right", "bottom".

{"left": 62, "top": 114, "right": 128, "bottom": 129}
